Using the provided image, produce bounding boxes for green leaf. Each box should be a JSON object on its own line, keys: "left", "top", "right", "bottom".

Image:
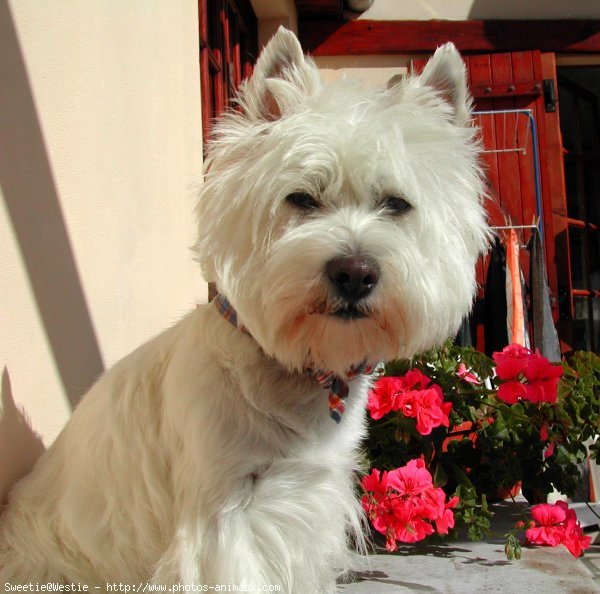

{"left": 433, "top": 463, "right": 448, "bottom": 488}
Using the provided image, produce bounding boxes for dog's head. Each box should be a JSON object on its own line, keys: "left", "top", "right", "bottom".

{"left": 196, "top": 28, "right": 489, "bottom": 375}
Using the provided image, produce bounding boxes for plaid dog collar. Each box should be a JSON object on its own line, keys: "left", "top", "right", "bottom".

{"left": 313, "top": 363, "right": 374, "bottom": 423}
{"left": 213, "top": 293, "right": 248, "bottom": 334}
{"left": 213, "top": 293, "right": 374, "bottom": 423}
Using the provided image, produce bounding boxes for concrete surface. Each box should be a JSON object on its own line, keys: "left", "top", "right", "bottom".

{"left": 340, "top": 501, "right": 600, "bottom": 593}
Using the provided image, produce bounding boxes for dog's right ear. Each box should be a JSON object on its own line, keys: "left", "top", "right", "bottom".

{"left": 241, "top": 27, "right": 322, "bottom": 122}
{"left": 417, "top": 43, "right": 471, "bottom": 126}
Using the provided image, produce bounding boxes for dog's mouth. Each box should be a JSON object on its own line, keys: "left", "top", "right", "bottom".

{"left": 306, "top": 300, "right": 372, "bottom": 321}
{"left": 330, "top": 304, "right": 369, "bottom": 320}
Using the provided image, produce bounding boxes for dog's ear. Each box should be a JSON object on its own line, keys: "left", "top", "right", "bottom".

{"left": 241, "top": 27, "right": 321, "bottom": 121}
{"left": 418, "top": 43, "right": 471, "bottom": 126}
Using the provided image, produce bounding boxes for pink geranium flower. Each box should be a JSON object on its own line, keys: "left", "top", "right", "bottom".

{"left": 457, "top": 363, "right": 481, "bottom": 385}
{"left": 387, "top": 459, "right": 432, "bottom": 496}
{"left": 561, "top": 502, "right": 592, "bottom": 557}
{"left": 526, "top": 503, "right": 567, "bottom": 547}
{"left": 492, "top": 344, "right": 563, "bottom": 405}
{"left": 525, "top": 378, "right": 561, "bottom": 404}
{"left": 523, "top": 352, "right": 564, "bottom": 384}
{"left": 396, "top": 386, "right": 452, "bottom": 435}
{"left": 392, "top": 503, "right": 436, "bottom": 543}
{"left": 525, "top": 501, "right": 591, "bottom": 557}
{"left": 362, "top": 460, "right": 458, "bottom": 551}
{"left": 434, "top": 495, "right": 459, "bottom": 535}
{"left": 493, "top": 344, "right": 531, "bottom": 380}
{"left": 367, "top": 370, "right": 452, "bottom": 436}
{"left": 361, "top": 468, "right": 389, "bottom": 497}
{"left": 497, "top": 380, "right": 528, "bottom": 404}
{"left": 366, "top": 377, "right": 404, "bottom": 420}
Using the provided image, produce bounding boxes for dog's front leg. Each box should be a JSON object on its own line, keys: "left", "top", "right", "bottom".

{"left": 149, "top": 525, "right": 203, "bottom": 587}
{"left": 150, "top": 512, "right": 281, "bottom": 590}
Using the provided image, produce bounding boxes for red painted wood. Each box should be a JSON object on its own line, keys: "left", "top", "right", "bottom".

{"left": 300, "top": 20, "right": 600, "bottom": 56}
{"left": 470, "top": 54, "right": 501, "bottom": 227}
{"left": 491, "top": 54, "right": 523, "bottom": 232}
{"left": 410, "top": 57, "right": 427, "bottom": 75}
{"left": 471, "top": 81, "right": 541, "bottom": 99}
{"left": 512, "top": 52, "right": 537, "bottom": 234}
{"left": 470, "top": 55, "right": 499, "bottom": 351}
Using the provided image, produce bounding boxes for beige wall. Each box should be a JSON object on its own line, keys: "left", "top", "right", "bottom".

{"left": 315, "top": 55, "right": 410, "bottom": 88}
{"left": 350, "top": 0, "right": 600, "bottom": 20}
{"left": 251, "top": 0, "right": 298, "bottom": 47}
{"left": 1, "top": 0, "right": 204, "bottom": 496}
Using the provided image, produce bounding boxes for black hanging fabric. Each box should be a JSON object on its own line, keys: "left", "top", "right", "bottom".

{"left": 528, "top": 228, "right": 561, "bottom": 361}
{"left": 484, "top": 237, "right": 509, "bottom": 356}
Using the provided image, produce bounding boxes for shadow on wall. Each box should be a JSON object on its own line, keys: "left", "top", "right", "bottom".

{"left": 0, "top": 0, "right": 104, "bottom": 410}
{"left": 0, "top": 369, "right": 46, "bottom": 505}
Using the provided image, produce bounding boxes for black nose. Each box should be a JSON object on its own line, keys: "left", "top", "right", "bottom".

{"left": 326, "top": 255, "right": 380, "bottom": 303}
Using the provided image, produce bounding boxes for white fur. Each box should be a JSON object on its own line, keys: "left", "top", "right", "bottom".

{"left": 0, "top": 28, "right": 489, "bottom": 591}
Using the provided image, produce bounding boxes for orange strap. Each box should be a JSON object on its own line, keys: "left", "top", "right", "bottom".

{"left": 506, "top": 228, "right": 525, "bottom": 346}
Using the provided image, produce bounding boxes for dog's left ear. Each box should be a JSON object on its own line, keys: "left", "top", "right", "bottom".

{"left": 418, "top": 43, "right": 471, "bottom": 126}
{"left": 242, "top": 27, "right": 322, "bottom": 122}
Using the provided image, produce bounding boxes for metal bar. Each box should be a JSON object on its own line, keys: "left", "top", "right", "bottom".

{"left": 474, "top": 108, "right": 544, "bottom": 244}
{"left": 490, "top": 224, "right": 539, "bottom": 230}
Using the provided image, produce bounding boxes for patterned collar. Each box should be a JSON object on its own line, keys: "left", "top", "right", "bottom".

{"left": 212, "top": 293, "right": 374, "bottom": 423}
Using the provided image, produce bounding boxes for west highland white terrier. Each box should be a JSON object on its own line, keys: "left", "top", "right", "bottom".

{"left": 0, "top": 28, "right": 489, "bottom": 592}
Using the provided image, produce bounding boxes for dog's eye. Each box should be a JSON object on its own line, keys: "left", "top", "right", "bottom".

{"left": 383, "top": 195, "right": 412, "bottom": 215}
{"left": 285, "top": 192, "right": 320, "bottom": 211}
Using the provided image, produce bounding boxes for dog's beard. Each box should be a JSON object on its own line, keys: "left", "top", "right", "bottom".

{"left": 307, "top": 297, "right": 375, "bottom": 321}
{"left": 255, "top": 290, "right": 406, "bottom": 376}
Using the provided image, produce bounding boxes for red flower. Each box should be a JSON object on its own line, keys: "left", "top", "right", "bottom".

{"left": 526, "top": 503, "right": 566, "bottom": 547}
{"left": 492, "top": 344, "right": 562, "bottom": 405}
{"left": 525, "top": 501, "right": 592, "bottom": 557}
{"left": 561, "top": 503, "right": 592, "bottom": 557}
{"left": 396, "top": 386, "right": 452, "bottom": 435}
{"left": 497, "top": 380, "right": 528, "bottom": 404}
{"left": 367, "top": 371, "right": 452, "bottom": 435}
{"left": 544, "top": 441, "right": 556, "bottom": 459}
{"left": 434, "top": 495, "right": 459, "bottom": 535}
{"left": 392, "top": 503, "right": 436, "bottom": 543}
{"left": 361, "top": 468, "right": 389, "bottom": 497}
{"left": 387, "top": 458, "right": 432, "bottom": 496}
{"left": 493, "top": 344, "right": 531, "bottom": 380}
{"left": 366, "top": 377, "right": 404, "bottom": 420}
{"left": 402, "top": 369, "right": 431, "bottom": 390}
{"left": 523, "top": 352, "right": 564, "bottom": 384}
{"left": 361, "top": 460, "right": 458, "bottom": 551}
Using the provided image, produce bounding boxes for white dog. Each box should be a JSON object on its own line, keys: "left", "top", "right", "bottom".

{"left": 0, "top": 28, "right": 488, "bottom": 592}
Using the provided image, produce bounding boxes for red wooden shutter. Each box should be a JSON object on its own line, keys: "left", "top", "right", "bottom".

{"left": 412, "top": 51, "right": 568, "bottom": 353}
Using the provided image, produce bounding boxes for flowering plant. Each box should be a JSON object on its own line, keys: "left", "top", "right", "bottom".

{"left": 363, "top": 343, "right": 600, "bottom": 557}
